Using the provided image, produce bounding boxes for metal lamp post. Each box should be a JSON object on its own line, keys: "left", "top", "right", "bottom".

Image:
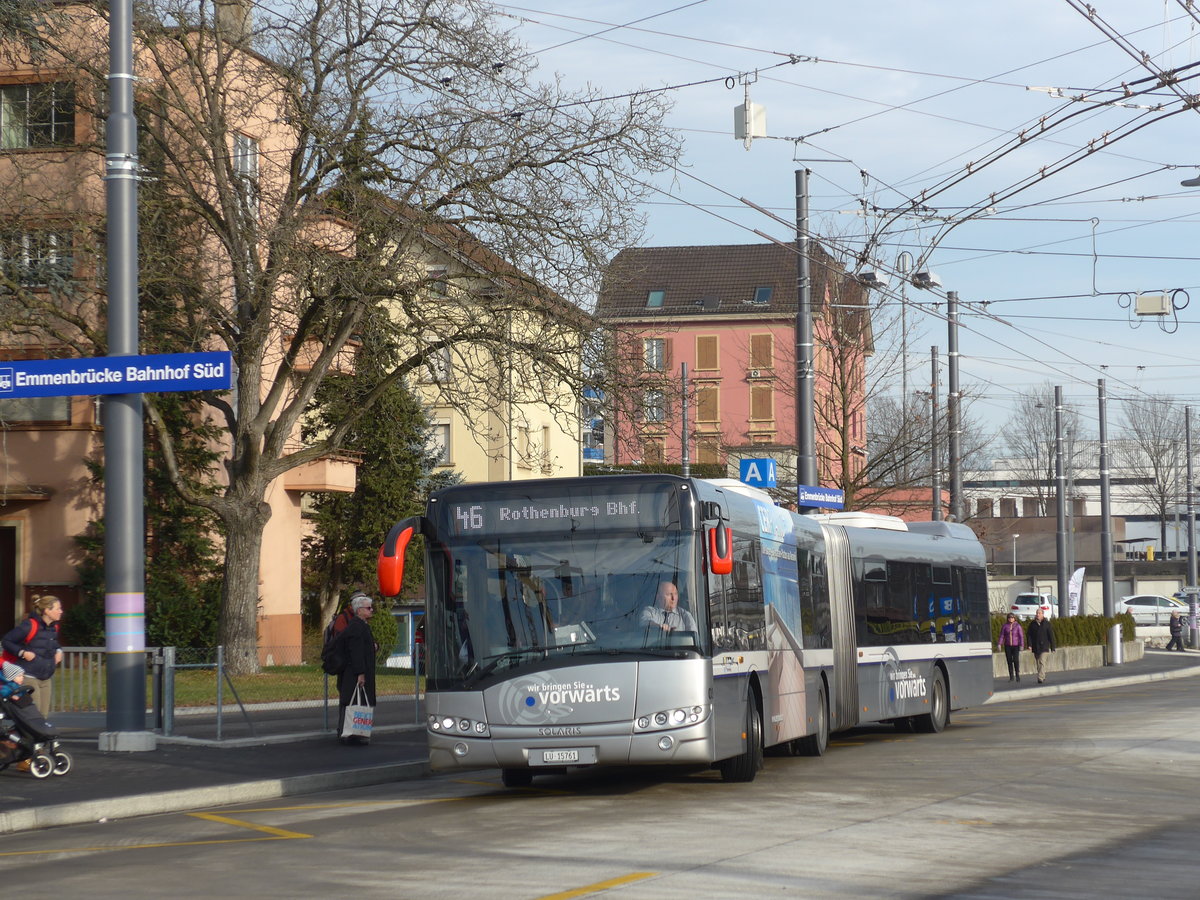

{"left": 1012, "top": 533, "right": 1020, "bottom": 577}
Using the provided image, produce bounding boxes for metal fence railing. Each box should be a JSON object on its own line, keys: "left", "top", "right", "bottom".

{"left": 56, "top": 645, "right": 424, "bottom": 741}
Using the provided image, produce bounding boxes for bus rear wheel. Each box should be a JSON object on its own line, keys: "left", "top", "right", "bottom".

{"left": 718, "top": 696, "right": 763, "bottom": 783}
{"left": 501, "top": 768, "right": 534, "bottom": 788}
{"left": 916, "top": 668, "right": 949, "bottom": 734}
{"left": 794, "top": 683, "right": 829, "bottom": 757}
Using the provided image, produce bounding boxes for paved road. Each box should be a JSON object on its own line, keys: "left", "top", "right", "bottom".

{"left": 4, "top": 669, "right": 1200, "bottom": 898}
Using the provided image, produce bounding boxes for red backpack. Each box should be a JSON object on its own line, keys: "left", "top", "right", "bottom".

{"left": 1, "top": 618, "right": 38, "bottom": 666}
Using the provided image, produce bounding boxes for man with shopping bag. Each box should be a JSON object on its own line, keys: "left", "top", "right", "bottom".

{"left": 337, "top": 592, "right": 378, "bottom": 745}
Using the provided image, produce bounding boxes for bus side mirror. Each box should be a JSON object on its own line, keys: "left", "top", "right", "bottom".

{"left": 378, "top": 517, "right": 423, "bottom": 597}
{"left": 708, "top": 526, "right": 733, "bottom": 575}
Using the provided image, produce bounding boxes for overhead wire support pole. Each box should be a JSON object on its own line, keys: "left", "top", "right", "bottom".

{"left": 1054, "top": 386, "right": 1069, "bottom": 617}
{"left": 1187, "top": 407, "right": 1198, "bottom": 647}
{"left": 930, "top": 347, "right": 941, "bottom": 522}
{"left": 947, "top": 291, "right": 963, "bottom": 522}
{"left": 1098, "top": 378, "right": 1120, "bottom": 665}
{"left": 101, "top": 0, "right": 150, "bottom": 746}
{"left": 795, "top": 169, "right": 817, "bottom": 513}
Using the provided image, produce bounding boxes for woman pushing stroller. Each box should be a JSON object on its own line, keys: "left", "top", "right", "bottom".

{"left": 0, "top": 661, "right": 71, "bottom": 778}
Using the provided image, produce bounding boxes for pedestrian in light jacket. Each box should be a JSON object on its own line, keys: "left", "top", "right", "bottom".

{"left": 1026, "top": 608, "right": 1056, "bottom": 684}
{"left": 999, "top": 613, "right": 1025, "bottom": 682}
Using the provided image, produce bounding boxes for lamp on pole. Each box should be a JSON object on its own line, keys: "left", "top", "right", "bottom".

{"left": 1012, "top": 533, "right": 1020, "bottom": 576}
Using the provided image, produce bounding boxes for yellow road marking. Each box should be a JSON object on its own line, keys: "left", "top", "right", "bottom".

{"left": 535, "top": 872, "right": 657, "bottom": 899}
{"left": 188, "top": 811, "right": 313, "bottom": 839}
{"left": 935, "top": 818, "right": 994, "bottom": 826}
{"left": 0, "top": 813, "right": 311, "bottom": 858}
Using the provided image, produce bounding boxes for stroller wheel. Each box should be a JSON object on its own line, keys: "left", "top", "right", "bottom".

{"left": 29, "top": 754, "right": 53, "bottom": 779}
{"left": 52, "top": 750, "right": 72, "bottom": 776}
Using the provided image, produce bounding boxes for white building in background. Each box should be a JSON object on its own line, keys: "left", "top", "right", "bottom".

{"left": 966, "top": 439, "right": 1194, "bottom": 559}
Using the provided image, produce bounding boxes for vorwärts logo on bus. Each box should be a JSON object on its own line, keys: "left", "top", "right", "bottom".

{"left": 496, "top": 674, "right": 623, "bottom": 724}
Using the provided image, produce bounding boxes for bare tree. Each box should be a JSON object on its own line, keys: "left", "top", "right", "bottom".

{"left": 1118, "top": 398, "right": 1187, "bottom": 551}
{"left": 2, "top": 1, "right": 679, "bottom": 671}
{"left": 1001, "top": 384, "right": 1085, "bottom": 516}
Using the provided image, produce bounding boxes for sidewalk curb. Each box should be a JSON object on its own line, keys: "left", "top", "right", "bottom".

{"left": 986, "top": 660, "right": 1200, "bottom": 703}
{"left": 154, "top": 722, "right": 426, "bottom": 749}
{"left": 0, "top": 759, "right": 429, "bottom": 836}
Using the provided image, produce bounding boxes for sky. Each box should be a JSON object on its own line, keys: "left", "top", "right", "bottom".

{"left": 497, "top": 0, "right": 1200, "bottom": 444}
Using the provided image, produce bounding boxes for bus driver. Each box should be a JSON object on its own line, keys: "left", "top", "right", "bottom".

{"left": 640, "top": 581, "right": 697, "bottom": 633}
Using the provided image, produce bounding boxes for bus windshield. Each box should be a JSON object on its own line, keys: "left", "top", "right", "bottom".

{"left": 425, "top": 530, "right": 703, "bottom": 686}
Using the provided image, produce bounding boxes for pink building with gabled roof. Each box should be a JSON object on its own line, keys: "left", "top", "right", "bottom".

{"left": 597, "top": 241, "right": 871, "bottom": 494}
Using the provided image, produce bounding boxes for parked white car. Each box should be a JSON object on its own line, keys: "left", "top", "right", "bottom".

{"left": 1116, "top": 594, "right": 1188, "bottom": 625}
{"left": 1010, "top": 593, "right": 1057, "bottom": 618}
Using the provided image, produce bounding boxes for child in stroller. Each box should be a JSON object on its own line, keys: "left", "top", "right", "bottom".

{"left": 0, "top": 662, "right": 71, "bottom": 778}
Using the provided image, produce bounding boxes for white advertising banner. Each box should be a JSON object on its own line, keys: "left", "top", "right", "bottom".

{"left": 1068, "top": 567, "right": 1086, "bottom": 616}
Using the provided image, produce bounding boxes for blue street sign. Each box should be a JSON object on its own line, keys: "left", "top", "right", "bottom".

{"left": 797, "top": 484, "right": 845, "bottom": 510}
{"left": 739, "top": 458, "right": 777, "bottom": 488}
{"left": 0, "top": 352, "right": 232, "bottom": 398}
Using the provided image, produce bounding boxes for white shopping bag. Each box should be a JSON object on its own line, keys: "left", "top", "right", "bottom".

{"left": 342, "top": 684, "right": 374, "bottom": 739}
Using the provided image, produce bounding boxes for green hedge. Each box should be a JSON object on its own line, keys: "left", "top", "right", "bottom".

{"left": 991, "top": 613, "right": 1135, "bottom": 650}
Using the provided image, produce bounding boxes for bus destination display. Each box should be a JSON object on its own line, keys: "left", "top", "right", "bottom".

{"left": 446, "top": 488, "right": 678, "bottom": 536}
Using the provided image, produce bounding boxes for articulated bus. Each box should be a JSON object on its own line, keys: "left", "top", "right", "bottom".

{"left": 377, "top": 474, "right": 993, "bottom": 786}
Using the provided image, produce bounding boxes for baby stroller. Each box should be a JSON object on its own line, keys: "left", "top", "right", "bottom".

{"left": 0, "top": 680, "right": 71, "bottom": 779}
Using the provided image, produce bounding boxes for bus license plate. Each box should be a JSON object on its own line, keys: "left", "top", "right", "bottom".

{"left": 542, "top": 749, "right": 579, "bottom": 763}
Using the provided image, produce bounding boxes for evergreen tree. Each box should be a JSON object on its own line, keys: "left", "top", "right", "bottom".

{"left": 303, "top": 310, "right": 459, "bottom": 629}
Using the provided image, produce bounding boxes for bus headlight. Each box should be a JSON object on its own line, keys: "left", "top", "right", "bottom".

{"left": 429, "top": 714, "right": 489, "bottom": 737}
{"left": 634, "top": 705, "right": 709, "bottom": 733}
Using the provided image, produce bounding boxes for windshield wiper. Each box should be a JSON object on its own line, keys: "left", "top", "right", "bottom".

{"left": 462, "top": 648, "right": 546, "bottom": 688}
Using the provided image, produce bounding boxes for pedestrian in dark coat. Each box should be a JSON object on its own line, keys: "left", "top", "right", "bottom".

{"left": 337, "top": 593, "right": 377, "bottom": 744}
{"left": 1166, "top": 611, "right": 1186, "bottom": 652}
{"left": 1026, "top": 608, "right": 1056, "bottom": 684}
{"left": 1, "top": 594, "right": 64, "bottom": 714}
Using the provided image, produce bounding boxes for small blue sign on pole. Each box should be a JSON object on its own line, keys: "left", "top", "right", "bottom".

{"left": 0, "top": 352, "right": 232, "bottom": 399}
{"left": 797, "top": 484, "right": 845, "bottom": 510}
{"left": 739, "top": 458, "right": 777, "bottom": 488}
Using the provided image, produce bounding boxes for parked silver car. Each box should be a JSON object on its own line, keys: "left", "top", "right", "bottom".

{"left": 1116, "top": 594, "right": 1187, "bottom": 625}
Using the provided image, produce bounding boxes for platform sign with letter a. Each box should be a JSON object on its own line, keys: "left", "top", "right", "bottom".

{"left": 739, "top": 458, "right": 777, "bottom": 488}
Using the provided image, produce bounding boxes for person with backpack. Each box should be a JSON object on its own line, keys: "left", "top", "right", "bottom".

{"left": 335, "top": 592, "right": 378, "bottom": 745}
{"left": 2, "top": 594, "right": 64, "bottom": 715}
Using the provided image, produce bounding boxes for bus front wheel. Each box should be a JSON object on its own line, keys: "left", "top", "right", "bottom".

{"left": 718, "top": 696, "right": 763, "bottom": 783}
{"left": 916, "top": 668, "right": 949, "bottom": 734}
{"left": 794, "top": 683, "right": 829, "bottom": 757}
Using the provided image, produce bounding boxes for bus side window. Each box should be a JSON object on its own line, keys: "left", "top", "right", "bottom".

{"left": 799, "top": 544, "right": 832, "bottom": 649}
{"left": 727, "top": 536, "right": 764, "bottom": 651}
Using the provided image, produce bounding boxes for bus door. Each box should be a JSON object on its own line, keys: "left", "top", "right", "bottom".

{"left": 817, "top": 522, "right": 859, "bottom": 731}
{"left": 705, "top": 492, "right": 745, "bottom": 761}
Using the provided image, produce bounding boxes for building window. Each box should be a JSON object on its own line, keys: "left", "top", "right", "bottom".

{"left": 420, "top": 345, "right": 451, "bottom": 383}
{"left": 646, "top": 289, "right": 665, "bottom": 308}
{"left": 0, "top": 395, "right": 71, "bottom": 425}
{"left": 695, "top": 386, "right": 718, "bottom": 423}
{"left": 232, "top": 133, "right": 259, "bottom": 215}
{"left": 429, "top": 422, "right": 450, "bottom": 465}
{"left": 0, "top": 230, "right": 73, "bottom": 288}
{"left": 644, "top": 438, "right": 664, "bottom": 464}
{"left": 752, "top": 286, "right": 773, "bottom": 304}
{"left": 749, "top": 334, "right": 773, "bottom": 369}
{"left": 1000, "top": 498, "right": 1017, "bottom": 517}
{"left": 750, "top": 385, "right": 773, "bottom": 421}
{"left": 976, "top": 498, "right": 993, "bottom": 517}
{"left": 643, "top": 337, "right": 666, "bottom": 371}
{"left": 695, "top": 439, "right": 720, "bottom": 464}
{"left": 541, "top": 425, "right": 553, "bottom": 473}
{"left": 0, "top": 82, "right": 75, "bottom": 149}
{"left": 643, "top": 389, "right": 666, "bottom": 423}
{"left": 696, "top": 335, "right": 718, "bottom": 370}
{"left": 426, "top": 266, "right": 448, "bottom": 298}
